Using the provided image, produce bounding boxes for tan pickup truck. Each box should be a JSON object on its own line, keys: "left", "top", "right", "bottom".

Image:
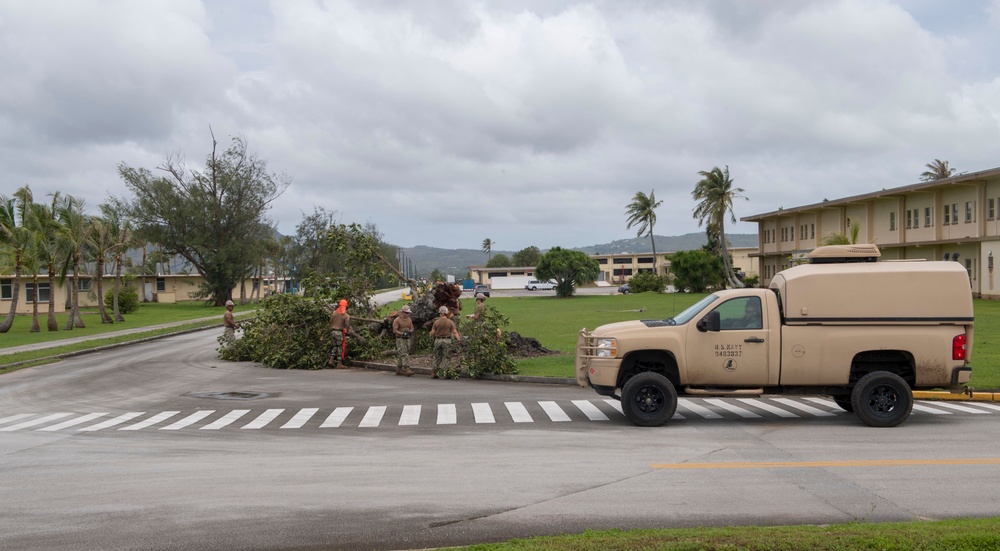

{"left": 575, "top": 245, "right": 974, "bottom": 427}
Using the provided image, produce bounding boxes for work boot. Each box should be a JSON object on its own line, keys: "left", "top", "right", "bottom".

{"left": 403, "top": 368, "right": 415, "bottom": 377}
{"left": 395, "top": 368, "right": 406, "bottom": 376}
{"left": 431, "top": 369, "right": 439, "bottom": 379}
{"left": 327, "top": 357, "right": 337, "bottom": 368}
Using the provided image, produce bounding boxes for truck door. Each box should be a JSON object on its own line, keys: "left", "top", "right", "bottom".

{"left": 684, "top": 296, "right": 771, "bottom": 386}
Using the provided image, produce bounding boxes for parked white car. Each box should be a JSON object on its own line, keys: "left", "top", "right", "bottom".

{"left": 524, "top": 280, "right": 556, "bottom": 291}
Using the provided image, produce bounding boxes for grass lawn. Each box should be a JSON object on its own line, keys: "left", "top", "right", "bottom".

{"left": 453, "top": 292, "right": 1000, "bottom": 389}
{"left": 0, "top": 302, "right": 234, "bottom": 348}
{"left": 457, "top": 517, "right": 1000, "bottom": 550}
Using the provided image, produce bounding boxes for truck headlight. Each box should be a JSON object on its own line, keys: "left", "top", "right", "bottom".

{"left": 595, "top": 338, "right": 617, "bottom": 358}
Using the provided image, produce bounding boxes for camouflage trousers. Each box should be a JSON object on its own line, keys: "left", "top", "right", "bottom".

{"left": 433, "top": 337, "right": 452, "bottom": 376}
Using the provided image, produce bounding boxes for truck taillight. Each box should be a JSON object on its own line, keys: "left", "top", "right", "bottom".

{"left": 953, "top": 334, "right": 967, "bottom": 361}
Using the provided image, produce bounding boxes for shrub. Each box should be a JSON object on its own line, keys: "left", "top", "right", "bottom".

{"left": 627, "top": 272, "right": 669, "bottom": 293}
{"left": 104, "top": 285, "right": 140, "bottom": 314}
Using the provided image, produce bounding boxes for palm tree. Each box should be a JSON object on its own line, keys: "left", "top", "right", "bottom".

{"left": 920, "top": 159, "right": 957, "bottom": 182}
{"left": 33, "top": 192, "right": 64, "bottom": 331}
{"left": 624, "top": 190, "right": 663, "bottom": 275}
{"left": 0, "top": 188, "right": 36, "bottom": 333}
{"left": 820, "top": 217, "right": 861, "bottom": 245}
{"left": 481, "top": 238, "right": 494, "bottom": 261}
{"left": 99, "top": 202, "right": 132, "bottom": 321}
{"left": 88, "top": 215, "right": 116, "bottom": 324}
{"left": 693, "top": 165, "right": 747, "bottom": 289}
{"left": 57, "top": 195, "right": 89, "bottom": 330}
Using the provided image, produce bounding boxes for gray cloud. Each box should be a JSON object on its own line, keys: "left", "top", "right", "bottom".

{"left": 1, "top": 0, "right": 998, "bottom": 251}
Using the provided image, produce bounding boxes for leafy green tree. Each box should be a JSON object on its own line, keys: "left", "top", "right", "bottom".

{"left": 534, "top": 247, "right": 600, "bottom": 298}
{"left": 486, "top": 253, "right": 512, "bottom": 268}
{"left": 481, "top": 238, "right": 494, "bottom": 261}
{"left": 118, "top": 133, "right": 288, "bottom": 306}
{"left": 625, "top": 189, "right": 663, "bottom": 273}
{"left": 511, "top": 246, "right": 542, "bottom": 267}
{"left": 920, "top": 159, "right": 957, "bottom": 182}
{"left": 668, "top": 250, "right": 723, "bottom": 293}
{"left": 88, "top": 214, "right": 117, "bottom": 324}
{"left": 693, "top": 165, "right": 746, "bottom": 289}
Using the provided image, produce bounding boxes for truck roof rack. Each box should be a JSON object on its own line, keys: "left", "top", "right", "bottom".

{"left": 807, "top": 244, "right": 880, "bottom": 264}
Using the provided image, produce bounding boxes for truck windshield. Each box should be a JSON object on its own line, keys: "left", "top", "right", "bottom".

{"left": 668, "top": 294, "right": 718, "bottom": 326}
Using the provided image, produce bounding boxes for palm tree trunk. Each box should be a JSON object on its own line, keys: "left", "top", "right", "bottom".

{"left": 141, "top": 246, "right": 148, "bottom": 302}
{"left": 29, "top": 273, "right": 40, "bottom": 332}
{"left": 0, "top": 258, "right": 22, "bottom": 333}
{"left": 46, "top": 266, "right": 58, "bottom": 331}
{"left": 65, "top": 254, "right": 85, "bottom": 329}
{"left": 113, "top": 253, "right": 124, "bottom": 322}
{"left": 96, "top": 258, "right": 112, "bottom": 323}
{"left": 719, "top": 231, "right": 744, "bottom": 289}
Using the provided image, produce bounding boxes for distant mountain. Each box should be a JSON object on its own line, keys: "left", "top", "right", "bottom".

{"left": 400, "top": 233, "right": 758, "bottom": 278}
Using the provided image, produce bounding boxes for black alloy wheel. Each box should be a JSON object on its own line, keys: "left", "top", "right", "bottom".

{"left": 621, "top": 371, "right": 677, "bottom": 427}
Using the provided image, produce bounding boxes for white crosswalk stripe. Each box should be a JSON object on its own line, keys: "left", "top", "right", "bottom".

{"left": 79, "top": 412, "right": 145, "bottom": 431}
{"left": 1, "top": 398, "right": 994, "bottom": 432}
{"left": 472, "top": 402, "right": 495, "bottom": 423}
{"left": 0, "top": 413, "right": 73, "bottom": 432}
{"left": 539, "top": 401, "right": 571, "bottom": 422}
{"left": 436, "top": 404, "right": 457, "bottom": 425}
{"left": 282, "top": 408, "right": 318, "bottom": 429}
{"left": 505, "top": 402, "right": 533, "bottom": 423}
{"left": 242, "top": 409, "right": 284, "bottom": 429}
{"left": 120, "top": 411, "right": 179, "bottom": 431}
{"left": 201, "top": 409, "right": 250, "bottom": 429}
{"left": 161, "top": 411, "right": 215, "bottom": 430}
{"left": 912, "top": 403, "right": 952, "bottom": 415}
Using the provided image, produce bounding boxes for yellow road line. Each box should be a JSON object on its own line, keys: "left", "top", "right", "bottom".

{"left": 651, "top": 458, "right": 1000, "bottom": 469}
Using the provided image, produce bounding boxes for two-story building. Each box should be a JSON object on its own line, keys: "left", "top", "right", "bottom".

{"left": 742, "top": 165, "right": 1000, "bottom": 298}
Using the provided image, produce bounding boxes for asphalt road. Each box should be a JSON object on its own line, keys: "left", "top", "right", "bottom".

{"left": 2, "top": 329, "right": 1000, "bottom": 551}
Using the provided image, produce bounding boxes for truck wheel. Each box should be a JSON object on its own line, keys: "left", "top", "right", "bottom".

{"left": 621, "top": 372, "right": 677, "bottom": 427}
{"left": 850, "top": 371, "right": 912, "bottom": 427}
{"left": 832, "top": 396, "right": 854, "bottom": 413}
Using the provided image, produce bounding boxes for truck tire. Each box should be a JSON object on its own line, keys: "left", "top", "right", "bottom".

{"left": 850, "top": 371, "right": 913, "bottom": 427}
{"left": 621, "top": 372, "right": 677, "bottom": 427}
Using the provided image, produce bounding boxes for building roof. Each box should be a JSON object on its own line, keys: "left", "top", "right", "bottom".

{"left": 741, "top": 165, "right": 1000, "bottom": 222}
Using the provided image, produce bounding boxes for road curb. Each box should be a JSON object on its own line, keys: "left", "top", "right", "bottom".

{"left": 912, "top": 390, "right": 999, "bottom": 402}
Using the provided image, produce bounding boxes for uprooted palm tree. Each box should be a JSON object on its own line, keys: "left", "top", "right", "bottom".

{"left": 625, "top": 190, "right": 663, "bottom": 274}
{"left": 693, "top": 165, "right": 747, "bottom": 289}
{"left": 920, "top": 159, "right": 957, "bottom": 182}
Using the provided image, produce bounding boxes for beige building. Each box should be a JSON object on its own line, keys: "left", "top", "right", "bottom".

{"left": 469, "top": 248, "right": 759, "bottom": 288}
{"left": 0, "top": 273, "right": 278, "bottom": 315}
{"left": 742, "top": 165, "right": 1000, "bottom": 298}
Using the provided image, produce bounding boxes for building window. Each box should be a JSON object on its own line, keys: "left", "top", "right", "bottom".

{"left": 25, "top": 282, "right": 51, "bottom": 303}
{"left": 906, "top": 210, "right": 912, "bottom": 229}
{"left": 1, "top": 279, "right": 11, "bottom": 300}
{"left": 966, "top": 201, "right": 975, "bottom": 223}
{"left": 156, "top": 278, "right": 166, "bottom": 292}
{"left": 810, "top": 224, "right": 815, "bottom": 239}
{"left": 889, "top": 212, "right": 896, "bottom": 231}
{"left": 925, "top": 207, "right": 932, "bottom": 227}
{"left": 989, "top": 198, "right": 996, "bottom": 221}
{"left": 637, "top": 257, "right": 654, "bottom": 264}
{"left": 613, "top": 268, "right": 634, "bottom": 277}
{"left": 596, "top": 258, "right": 607, "bottom": 265}
{"left": 612, "top": 257, "right": 632, "bottom": 264}
{"left": 944, "top": 205, "right": 951, "bottom": 225}
{"left": 966, "top": 259, "right": 976, "bottom": 281}
{"left": 78, "top": 278, "right": 91, "bottom": 291}
{"left": 953, "top": 203, "right": 959, "bottom": 224}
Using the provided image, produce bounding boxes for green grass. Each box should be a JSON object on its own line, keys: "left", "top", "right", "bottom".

{"left": 0, "top": 302, "right": 236, "bottom": 348}
{"left": 455, "top": 517, "right": 1000, "bottom": 550}
{"left": 455, "top": 293, "right": 1000, "bottom": 389}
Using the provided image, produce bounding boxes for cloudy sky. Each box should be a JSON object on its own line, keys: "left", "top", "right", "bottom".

{"left": 2, "top": 0, "right": 999, "bottom": 252}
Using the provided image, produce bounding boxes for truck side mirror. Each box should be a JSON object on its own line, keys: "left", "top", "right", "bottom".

{"left": 697, "top": 311, "right": 721, "bottom": 332}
